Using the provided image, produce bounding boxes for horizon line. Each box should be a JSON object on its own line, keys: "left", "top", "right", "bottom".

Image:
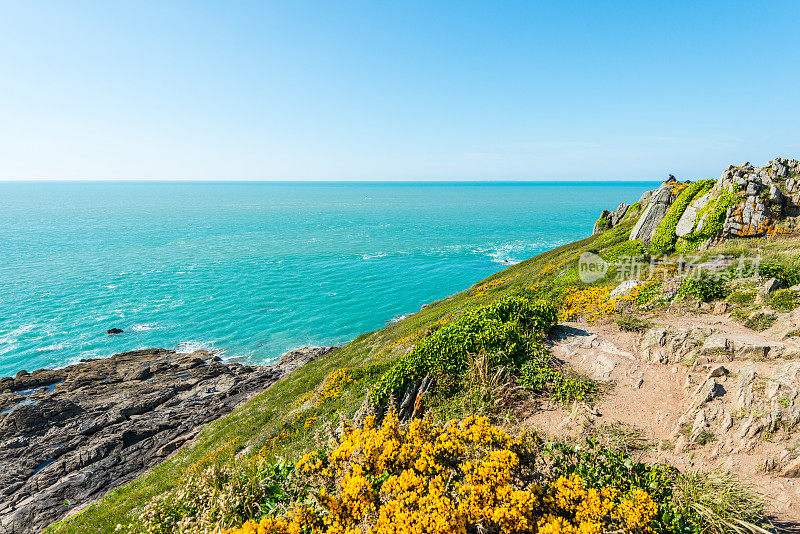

{"left": 0, "top": 178, "right": 666, "bottom": 184}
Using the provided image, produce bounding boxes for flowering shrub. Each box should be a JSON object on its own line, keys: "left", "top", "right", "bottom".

{"left": 769, "top": 288, "right": 797, "bottom": 312}
{"left": 474, "top": 276, "right": 512, "bottom": 295}
{"left": 677, "top": 277, "right": 729, "bottom": 302}
{"left": 560, "top": 286, "right": 615, "bottom": 323}
{"left": 315, "top": 369, "right": 354, "bottom": 407}
{"left": 372, "top": 292, "right": 558, "bottom": 403}
{"left": 127, "top": 458, "right": 296, "bottom": 534}
{"left": 221, "top": 413, "right": 659, "bottom": 534}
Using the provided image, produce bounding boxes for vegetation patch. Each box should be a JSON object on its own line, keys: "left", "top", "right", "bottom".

{"left": 732, "top": 310, "right": 776, "bottom": 331}
{"left": 678, "top": 276, "right": 729, "bottom": 302}
{"left": 650, "top": 180, "right": 714, "bottom": 255}
{"left": 692, "top": 188, "right": 735, "bottom": 241}
{"left": 125, "top": 414, "right": 765, "bottom": 534}
{"left": 616, "top": 313, "right": 653, "bottom": 332}
{"left": 727, "top": 290, "right": 756, "bottom": 306}
{"left": 519, "top": 344, "right": 597, "bottom": 404}
{"left": 758, "top": 261, "right": 800, "bottom": 287}
{"left": 768, "top": 288, "right": 797, "bottom": 312}
{"left": 600, "top": 239, "right": 646, "bottom": 262}
{"left": 371, "top": 291, "right": 558, "bottom": 404}
{"left": 560, "top": 286, "right": 615, "bottom": 322}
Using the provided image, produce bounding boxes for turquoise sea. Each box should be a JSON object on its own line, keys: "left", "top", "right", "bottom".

{"left": 0, "top": 182, "right": 654, "bottom": 377}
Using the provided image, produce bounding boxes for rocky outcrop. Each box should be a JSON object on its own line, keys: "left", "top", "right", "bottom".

{"left": 592, "top": 157, "right": 800, "bottom": 248}
{"left": 0, "top": 346, "right": 335, "bottom": 534}
{"left": 592, "top": 203, "right": 631, "bottom": 235}
{"left": 675, "top": 191, "right": 712, "bottom": 237}
{"left": 629, "top": 182, "right": 678, "bottom": 246}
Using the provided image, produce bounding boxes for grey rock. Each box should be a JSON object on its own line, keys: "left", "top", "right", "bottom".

{"left": 0, "top": 345, "right": 335, "bottom": 534}
{"left": 708, "top": 365, "right": 729, "bottom": 378}
{"left": 723, "top": 195, "right": 773, "bottom": 237}
{"left": 763, "top": 277, "right": 780, "bottom": 293}
{"left": 609, "top": 203, "right": 630, "bottom": 226}
{"left": 629, "top": 184, "right": 677, "bottom": 246}
{"left": 693, "top": 378, "right": 724, "bottom": 406}
{"left": 675, "top": 191, "right": 711, "bottom": 237}
{"left": 610, "top": 279, "right": 640, "bottom": 300}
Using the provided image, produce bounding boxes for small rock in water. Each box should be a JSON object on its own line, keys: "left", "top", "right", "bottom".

{"left": 107, "top": 328, "right": 124, "bottom": 335}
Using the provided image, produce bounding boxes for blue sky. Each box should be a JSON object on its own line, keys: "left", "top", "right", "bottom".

{"left": 1, "top": 1, "right": 798, "bottom": 181}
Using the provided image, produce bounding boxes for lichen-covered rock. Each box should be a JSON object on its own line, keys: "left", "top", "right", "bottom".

{"left": 723, "top": 195, "right": 774, "bottom": 237}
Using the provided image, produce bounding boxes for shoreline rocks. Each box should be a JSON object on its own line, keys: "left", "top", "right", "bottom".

{"left": 0, "top": 346, "right": 336, "bottom": 534}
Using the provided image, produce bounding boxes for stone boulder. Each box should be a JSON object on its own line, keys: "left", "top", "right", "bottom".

{"left": 675, "top": 191, "right": 712, "bottom": 237}
{"left": 629, "top": 184, "right": 677, "bottom": 246}
{"left": 723, "top": 196, "right": 773, "bottom": 237}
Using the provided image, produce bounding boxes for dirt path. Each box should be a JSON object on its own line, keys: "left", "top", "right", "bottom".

{"left": 523, "top": 310, "right": 800, "bottom": 524}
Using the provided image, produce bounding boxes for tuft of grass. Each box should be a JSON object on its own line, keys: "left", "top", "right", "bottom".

{"left": 674, "top": 470, "right": 770, "bottom": 534}
{"left": 615, "top": 313, "right": 653, "bottom": 332}
{"left": 742, "top": 312, "right": 777, "bottom": 331}
{"left": 519, "top": 344, "right": 597, "bottom": 404}
{"left": 585, "top": 422, "right": 651, "bottom": 453}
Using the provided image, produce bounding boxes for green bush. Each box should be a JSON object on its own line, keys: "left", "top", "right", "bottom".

{"left": 650, "top": 180, "right": 714, "bottom": 255}
{"left": 600, "top": 239, "right": 646, "bottom": 262}
{"left": 758, "top": 261, "right": 800, "bottom": 287}
{"left": 372, "top": 292, "right": 558, "bottom": 403}
{"left": 678, "top": 276, "right": 729, "bottom": 302}
{"left": 769, "top": 288, "right": 797, "bottom": 312}
{"left": 727, "top": 290, "right": 755, "bottom": 306}
{"left": 519, "top": 343, "right": 596, "bottom": 404}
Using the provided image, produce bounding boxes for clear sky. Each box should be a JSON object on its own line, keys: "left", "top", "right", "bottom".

{"left": 1, "top": 1, "right": 799, "bottom": 181}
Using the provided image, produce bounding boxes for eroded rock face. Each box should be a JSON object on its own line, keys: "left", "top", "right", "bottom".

{"left": 675, "top": 191, "right": 712, "bottom": 237}
{"left": 629, "top": 184, "right": 678, "bottom": 246}
{"left": 0, "top": 346, "right": 335, "bottom": 534}
{"left": 592, "top": 203, "right": 631, "bottom": 236}
{"left": 723, "top": 196, "right": 774, "bottom": 237}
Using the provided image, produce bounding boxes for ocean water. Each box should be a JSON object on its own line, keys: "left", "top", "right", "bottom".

{"left": 0, "top": 181, "right": 654, "bottom": 377}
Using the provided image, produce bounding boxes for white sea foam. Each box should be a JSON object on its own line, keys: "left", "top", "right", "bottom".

{"left": 36, "top": 342, "right": 69, "bottom": 352}
{"left": 0, "top": 324, "right": 36, "bottom": 355}
{"left": 388, "top": 313, "right": 410, "bottom": 324}
{"left": 175, "top": 340, "right": 223, "bottom": 356}
{"left": 362, "top": 252, "right": 388, "bottom": 260}
{"left": 131, "top": 323, "right": 159, "bottom": 332}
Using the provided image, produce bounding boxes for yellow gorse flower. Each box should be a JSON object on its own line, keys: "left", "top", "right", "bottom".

{"left": 223, "top": 414, "right": 658, "bottom": 534}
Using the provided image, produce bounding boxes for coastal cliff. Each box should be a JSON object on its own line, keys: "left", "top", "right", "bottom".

{"left": 0, "top": 347, "right": 335, "bottom": 534}
{"left": 14, "top": 157, "right": 800, "bottom": 534}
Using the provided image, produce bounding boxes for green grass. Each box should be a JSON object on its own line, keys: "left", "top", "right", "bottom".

{"left": 47, "top": 221, "right": 634, "bottom": 533}
{"left": 45, "top": 211, "right": 797, "bottom": 534}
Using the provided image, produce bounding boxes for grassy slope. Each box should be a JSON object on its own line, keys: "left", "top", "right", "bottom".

{"left": 50, "top": 205, "right": 800, "bottom": 534}
{"left": 46, "top": 216, "right": 640, "bottom": 533}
